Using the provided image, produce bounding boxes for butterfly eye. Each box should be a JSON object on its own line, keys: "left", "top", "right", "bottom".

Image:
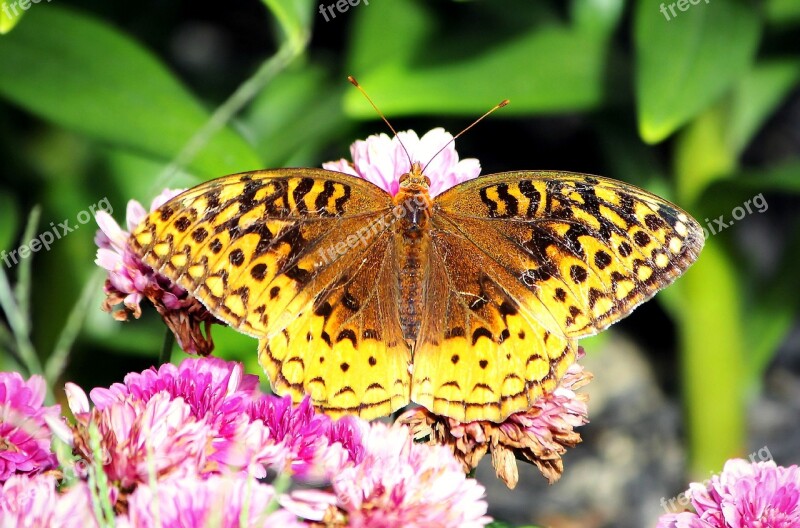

{"left": 399, "top": 173, "right": 410, "bottom": 184}
{"left": 424, "top": 176, "right": 431, "bottom": 186}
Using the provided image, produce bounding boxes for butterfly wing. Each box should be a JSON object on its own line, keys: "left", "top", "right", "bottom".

{"left": 412, "top": 171, "right": 704, "bottom": 422}
{"left": 130, "top": 169, "right": 411, "bottom": 419}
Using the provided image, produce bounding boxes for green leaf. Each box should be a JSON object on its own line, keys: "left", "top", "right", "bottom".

{"left": 726, "top": 60, "right": 800, "bottom": 154}
{"left": 571, "top": 0, "right": 626, "bottom": 38}
{"left": 242, "top": 65, "right": 352, "bottom": 167}
{"left": 345, "top": 0, "right": 610, "bottom": 116}
{"left": 766, "top": 0, "right": 800, "bottom": 24}
{"left": 347, "top": 0, "right": 432, "bottom": 77}
{"left": 0, "top": 192, "right": 18, "bottom": 251}
{"left": 594, "top": 115, "right": 670, "bottom": 193}
{"left": 701, "top": 161, "right": 800, "bottom": 199}
{"left": 635, "top": 0, "right": 761, "bottom": 143}
{"left": 695, "top": 167, "right": 800, "bottom": 380}
{"left": 674, "top": 102, "right": 737, "bottom": 203}
{"left": 0, "top": 5, "right": 262, "bottom": 178}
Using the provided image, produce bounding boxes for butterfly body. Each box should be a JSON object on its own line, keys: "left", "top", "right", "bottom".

{"left": 131, "top": 165, "right": 703, "bottom": 423}
{"left": 395, "top": 162, "right": 434, "bottom": 342}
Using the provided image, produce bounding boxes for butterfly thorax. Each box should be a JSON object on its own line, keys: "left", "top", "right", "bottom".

{"left": 394, "top": 162, "right": 433, "bottom": 342}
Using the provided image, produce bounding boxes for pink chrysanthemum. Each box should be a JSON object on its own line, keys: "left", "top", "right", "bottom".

{"left": 657, "top": 459, "right": 800, "bottom": 528}
{"left": 63, "top": 358, "right": 287, "bottom": 482}
{"left": 95, "top": 189, "right": 219, "bottom": 355}
{"left": 0, "top": 474, "right": 98, "bottom": 528}
{"left": 323, "top": 128, "right": 481, "bottom": 197}
{"left": 282, "top": 423, "right": 491, "bottom": 528}
{"left": 0, "top": 372, "right": 60, "bottom": 482}
{"left": 89, "top": 356, "right": 260, "bottom": 412}
{"left": 249, "top": 394, "right": 366, "bottom": 478}
{"left": 89, "top": 357, "right": 261, "bottom": 464}
{"left": 120, "top": 474, "right": 303, "bottom": 528}
{"left": 400, "top": 352, "right": 592, "bottom": 489}
{"left": 95, "top": 189, "right": 184, "bottom": 318}
{"left": 63, "top": 387, "right": 215, "bottom": 488}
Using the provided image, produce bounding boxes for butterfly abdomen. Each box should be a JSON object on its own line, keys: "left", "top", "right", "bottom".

{"left": 394, "top": 184, "right": 432, "bottom": 342}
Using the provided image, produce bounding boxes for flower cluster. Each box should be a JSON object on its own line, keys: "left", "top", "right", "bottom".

{"left": 95, "top": 189, "right": 219, "bottom": 355}
{"left": 657, "top": 459, "right": 800, "bottom": 528}
{"left": 1, "top": 358, "right": 491, "bottom": 526}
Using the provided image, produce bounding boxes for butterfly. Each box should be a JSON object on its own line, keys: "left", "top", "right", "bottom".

{"left": 130, "top": 161, "right": 703, "bottom": 423}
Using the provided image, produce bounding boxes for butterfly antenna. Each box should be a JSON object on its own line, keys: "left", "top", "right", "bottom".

{"left": 348, "top": 76, "right": 414, "bottom": 170}
{"left": 422, "top": 99, "right": 509, "bottom": 173}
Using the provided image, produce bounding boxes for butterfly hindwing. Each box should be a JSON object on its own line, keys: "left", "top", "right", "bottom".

{"left": 131, "top": 169, "right": 412, "bottom": 419}
{"left": 412, "top": 221, "right": 577, "bottom": 422}
{"left": 260, "top": 228, "right": 410, "bottom": 419}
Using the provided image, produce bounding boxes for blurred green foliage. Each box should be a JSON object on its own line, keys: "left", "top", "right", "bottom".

{"left": 0, "top": 0, "right": 798, "bottom": 502}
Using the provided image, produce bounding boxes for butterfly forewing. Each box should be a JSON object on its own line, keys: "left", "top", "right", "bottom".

{"left": 131, "top": 169, "right": 411, "bottom": 419}
{"left": 433, "top": 171, "right": 704, "bottom": 335}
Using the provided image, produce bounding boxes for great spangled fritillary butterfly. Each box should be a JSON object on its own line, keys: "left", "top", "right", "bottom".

{"left": 130, "top": 162, "right": 703, "bottom": 423}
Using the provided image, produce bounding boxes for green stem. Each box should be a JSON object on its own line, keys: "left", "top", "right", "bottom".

{"left": 14, "top": 205, "right": 40, "bottom": 322}
{"left": 44, "top": 269, "right": 103, "bottom": 385}
{"left": 153, "top": 39, "right": 306, "bottom": 192}
{"left": 0, "top": 260, "right": 42, "bottom": 377}
{"left": 159, "top": 329, "right": 174, "bottom": 366}
{"left": 674, "top": 103, "right": 746, "bottom": 477}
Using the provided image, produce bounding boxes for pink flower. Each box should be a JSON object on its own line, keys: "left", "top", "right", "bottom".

{"left": 248, "top": 394, "right": 366, "bottom": 479}
{"left": 121, "top": 474, "right": 303, "bottom": 528}
{"left": 94, "top": 190, "right": 184, "bottom": 318}
{"left": 657, "top": 460, "right": 800, "bottom": 528}
{"left": 0, "top": 372, "right": 60, "bottom": 482}
{"left": 400, "top": 353, "right": 592, "bottom": 488}
{"left": 89, "top": 357, "right": 260, "bottom": 444}
{"left": 0, "top": 475, "right": 98, "bottom": 528}
{"left": 283, "top": 423, "right": 491, "bottom": 528}
{"left": 95, "top": 189, "right": 219, "bottom": 355}
{"left": 64, "top": 358, "right": 288, "bottom": 482}
{"left": 323, "top": 128, "right": 481, "bottom": 197}
{"left": 64, "top": 387, "right": 214, "bottom": 488}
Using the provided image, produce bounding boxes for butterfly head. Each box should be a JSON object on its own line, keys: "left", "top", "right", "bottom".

{"left": 399, "top": 162, "right": 431, "bottom": 191}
